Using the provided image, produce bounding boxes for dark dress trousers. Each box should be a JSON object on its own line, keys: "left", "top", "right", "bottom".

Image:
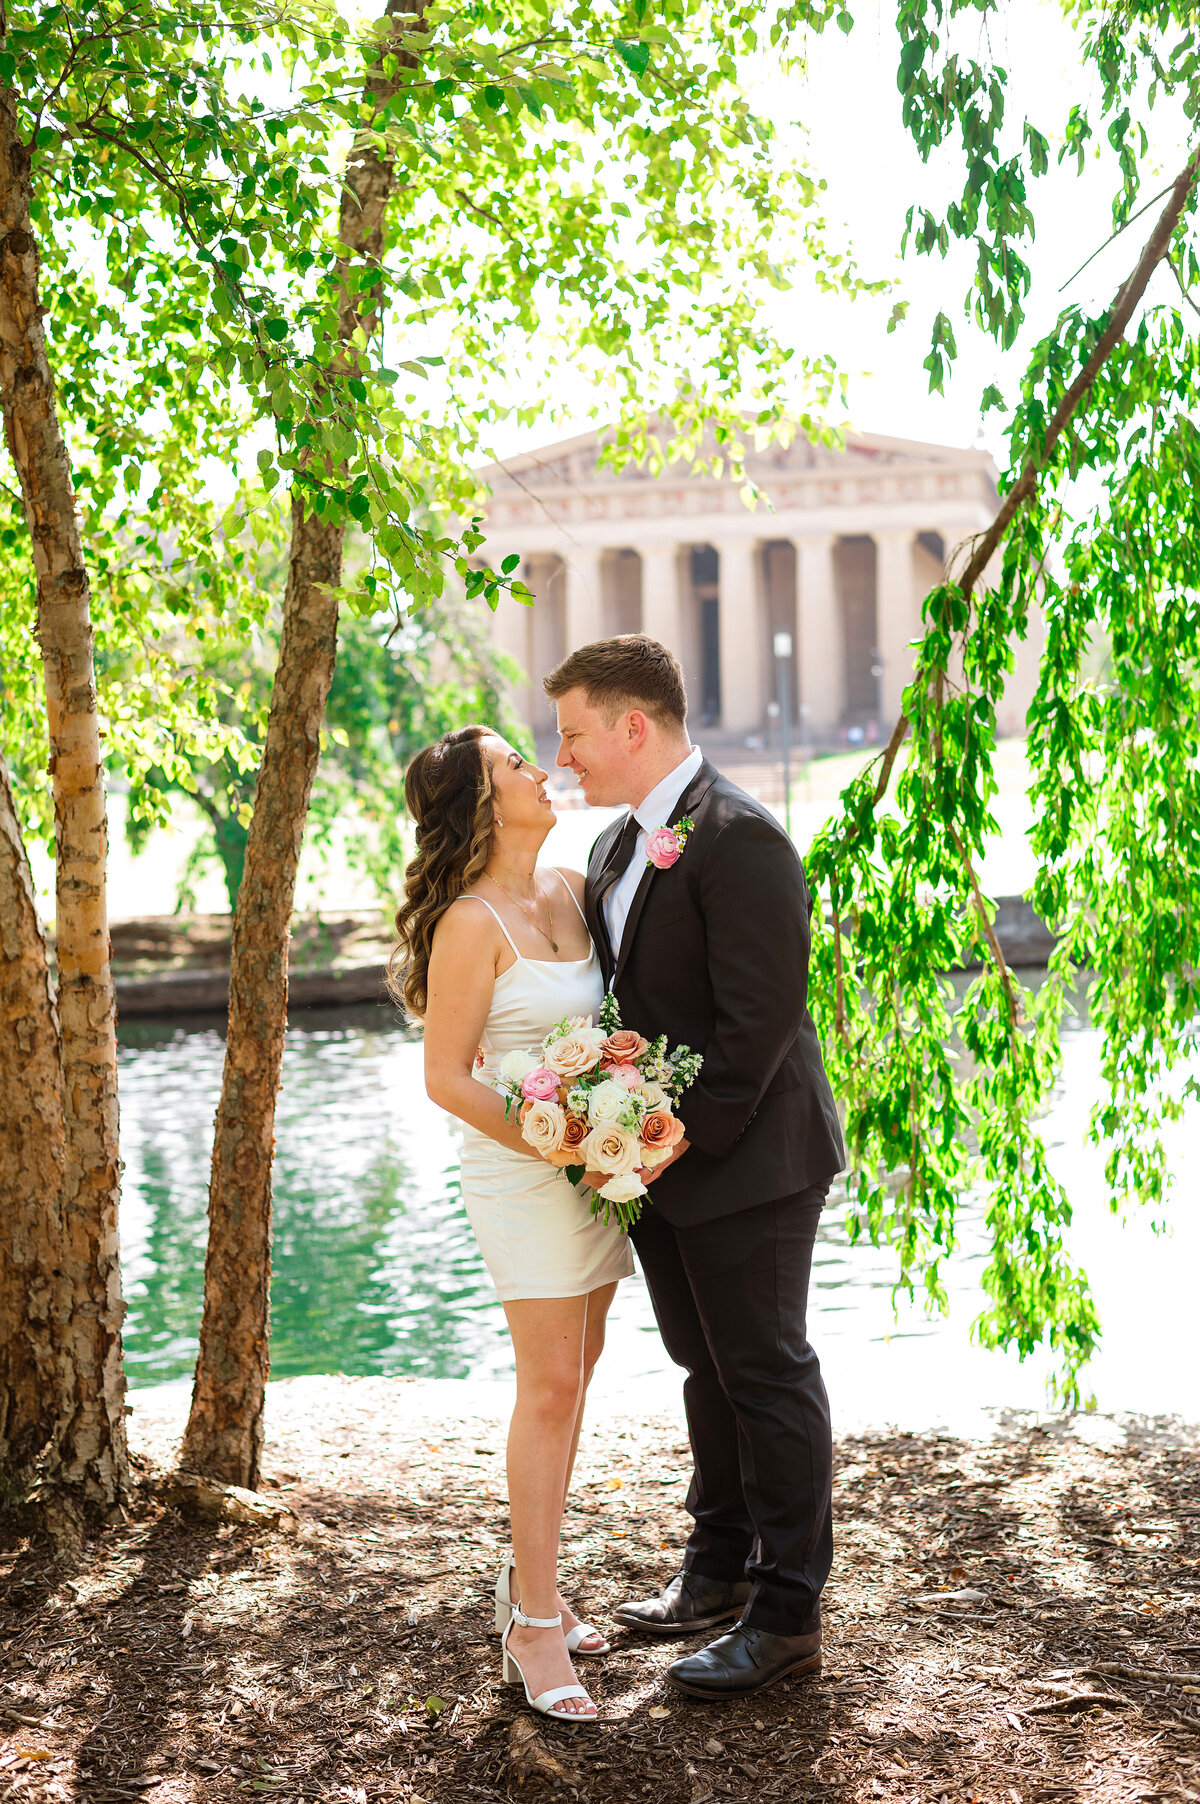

{"left": 585, "top": 758, "right": 844, "bottom": 1634}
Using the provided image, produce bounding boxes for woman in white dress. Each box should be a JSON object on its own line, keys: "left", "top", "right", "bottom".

{"left": 390, "top": 725, "right": 633, "bottom": 1723}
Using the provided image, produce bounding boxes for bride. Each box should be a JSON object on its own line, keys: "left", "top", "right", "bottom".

{"left": 389, "top": 725, "right": 633, "bottom": 1724}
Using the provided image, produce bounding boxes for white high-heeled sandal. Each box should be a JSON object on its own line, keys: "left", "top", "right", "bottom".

{"left": 494, "top": 1554, "right": 610, "bottom": 1657}
{"left": 501, "top": 1605, "right": 598, "bottom": 1724}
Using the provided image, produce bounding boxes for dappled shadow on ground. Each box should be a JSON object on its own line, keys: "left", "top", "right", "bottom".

{"left": 1, "top": 1380, "right": 1199, "bottom": 1803}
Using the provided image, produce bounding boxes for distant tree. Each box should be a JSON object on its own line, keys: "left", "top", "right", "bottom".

{"left": 120, "top": 577, "right": 520, "bottom": 914}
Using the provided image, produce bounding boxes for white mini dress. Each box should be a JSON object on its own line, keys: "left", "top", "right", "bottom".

{"left": 457, "top": 884, "right": 634, "bottom": 1303}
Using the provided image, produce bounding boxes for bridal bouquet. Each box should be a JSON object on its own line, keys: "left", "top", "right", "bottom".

{"left": 493, "top": 992, "right": 702, "bottom": 1230}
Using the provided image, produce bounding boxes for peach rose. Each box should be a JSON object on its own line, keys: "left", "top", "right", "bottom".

{"left": 640, "top": 1109, "right": 686, "bottom": 1167}
{"left": 582, "top": 1122, "right": 642, "bottom": 1178}
{"left": 545, "top": 1113, "right": 591, "bottom": 1167}
{"left": 520, "top": 1098, "right": 567, "bottom": 1158}
{"left": 635, "top": 1080, "right": 668, "bottom": 1110}
{"left": 601, "top": 1029, "right": 649, "bottom": 1064}
{"left": 543, "top": 1028, "right": 606, "bottom": 1079}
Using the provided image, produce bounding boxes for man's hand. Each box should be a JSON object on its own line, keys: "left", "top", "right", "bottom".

{"left": 638, "top": 1136, "right": 690, "bottom": 1184}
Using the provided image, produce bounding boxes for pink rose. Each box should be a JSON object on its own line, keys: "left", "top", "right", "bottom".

{"left": 608, "top": 1063, "right": 642, "bottom": 1089}
{"left": 646, "top": 826, "right": 682, "bottom": 870}
{"left": 521, "top": 1066, "right": 560, "bottom": 1102}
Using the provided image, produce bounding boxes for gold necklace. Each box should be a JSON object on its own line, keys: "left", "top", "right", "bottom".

{"left": 485, "top": 872, "right": 558, "bottom": 953}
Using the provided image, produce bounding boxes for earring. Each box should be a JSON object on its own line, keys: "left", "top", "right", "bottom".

{"left": 495, "top": 813, "right": 504, "bottom": 829}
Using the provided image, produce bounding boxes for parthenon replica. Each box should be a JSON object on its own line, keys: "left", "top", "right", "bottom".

{"left": 475, "top": 424, "right": 1039, "bottom": 749}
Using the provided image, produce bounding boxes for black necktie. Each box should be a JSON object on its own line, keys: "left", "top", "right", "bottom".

{"left": 607, "top": 811, "right": 641, "bottom": 886}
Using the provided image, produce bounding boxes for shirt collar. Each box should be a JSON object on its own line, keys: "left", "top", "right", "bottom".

{"left": 633, "top": 745, "right": 703, "bottom": 833}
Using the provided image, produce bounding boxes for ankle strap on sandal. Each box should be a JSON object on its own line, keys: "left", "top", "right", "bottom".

{"left": 511, "top": 1605, "right": 563, "bottom": 1629}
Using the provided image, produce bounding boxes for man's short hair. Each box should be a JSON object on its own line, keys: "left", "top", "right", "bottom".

{"left": 543, "top": 635, "right": 688, "bottom": 728}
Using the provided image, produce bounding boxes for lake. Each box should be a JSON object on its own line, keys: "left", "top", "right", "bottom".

{"left": 118, "top": 1000, "right": 1200, "bottom": 1432}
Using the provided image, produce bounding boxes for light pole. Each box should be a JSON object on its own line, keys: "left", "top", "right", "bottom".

{"left": 773, "top": 630, "right": 793, "bottom": 839}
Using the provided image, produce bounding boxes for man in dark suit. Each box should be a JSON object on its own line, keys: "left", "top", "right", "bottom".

{"left": 543, "top": 634, "right": 845, "bottom": 1700}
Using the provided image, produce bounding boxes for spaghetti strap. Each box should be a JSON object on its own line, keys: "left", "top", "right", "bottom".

{"left": 462, "top": 893, "right": 522, "bottom": 961}
{"left": 550, "top": 870, "right": 590, "bottom": 930}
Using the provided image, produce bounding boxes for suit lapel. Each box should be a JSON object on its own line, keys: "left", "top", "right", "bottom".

{"left": 584, "top": 814, "right": 631, "bottom": 976}
{"left": 610, "top": 760, "right": 719, "bottom": 989}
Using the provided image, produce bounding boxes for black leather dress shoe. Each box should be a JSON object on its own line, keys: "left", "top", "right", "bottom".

{"left": 666, "top": 1622, "right": 822, "bottom": 1697}
{"left": 613, "top": 1570, "right": 752, "bottom": 1638}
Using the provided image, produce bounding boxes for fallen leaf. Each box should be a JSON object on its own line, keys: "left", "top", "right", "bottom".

{"left": 649, "top": 1705, "right": 670, "bottom": 1719}
{"left": 605, "top": 1476, "right": 623, "bottom": 1491}
{"left": 14, "top": 1749, "right": 52, "bottom": 1763}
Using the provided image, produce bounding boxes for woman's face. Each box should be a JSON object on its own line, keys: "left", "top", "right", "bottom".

{"left": 482, "top": 737, "right": 555, "bottom": 834}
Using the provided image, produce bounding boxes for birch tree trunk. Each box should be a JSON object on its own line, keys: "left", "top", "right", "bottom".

{"left": 0, "top": 752, "right": 67, "bottom": 1490}
{"left": 179, "top": 2, "right": 416, "bottom": 1486}
{"left": 0, "top": 82, "right": 127, "bottom": 1508}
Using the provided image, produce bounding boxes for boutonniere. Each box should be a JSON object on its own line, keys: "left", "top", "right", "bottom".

{"left": 645, "top": 815, "right": 695, "bottom": 871}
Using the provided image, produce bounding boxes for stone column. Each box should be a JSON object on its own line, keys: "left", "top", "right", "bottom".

{"left": 563, "top": 545, "right": 604, "bottom": 649}
{"left": 490, "top": 567, "right": 533, "bottom": 728}
{"left": 796, "top": 534, "right": 840, "bottom": 743}
{"left": 714, "top": 539, "right": 763, "bottom": 734}
{"left": 874, "top": 529, "right": 917, "bottom": 724}
{"left": 639, "top": 543, "right": 683, "bottom": 657}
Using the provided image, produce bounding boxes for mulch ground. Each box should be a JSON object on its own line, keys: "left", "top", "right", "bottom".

{"left": 3, "top": 1376, "right": 1200, "bottom": 1804}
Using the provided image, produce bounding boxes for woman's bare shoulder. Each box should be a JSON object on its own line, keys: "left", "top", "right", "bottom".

{"left": 548, "top": 866, "right": 586, "bottom": 904}
{"left": 433, "top": 892, "right": 504, "bottom": 957}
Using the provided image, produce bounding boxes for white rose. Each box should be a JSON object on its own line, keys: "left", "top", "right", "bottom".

{"left": 521, "top": 1099, "right": 567, "bottom": 1158}
{"left": 599, "top": 1173, "right": 647, "bottom": 1204}
{"left": 635, "top": 1080, "right": 668, "bottom": 1110}
{"left": 586, "top": 1078, "right": 631, "bottom": 1125}
{"left": 498, "top": 1049, "right": 539, "bottom": 1084}
{"left": 640, "top": 1140, "right": 674, "bottom": 1167}
{"left": 582, "top": 1123, "right": 641, "bottom": 1177}
{"left": 543, "top": 1030, "right": 605, "bottom": 1079}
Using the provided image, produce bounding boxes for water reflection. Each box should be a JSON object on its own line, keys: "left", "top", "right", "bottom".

{"left": 118, "top": 1009, "right": 509, "bottom": 1386}
{"left": 118, "top": 997, "right": 1200, "bottom": 1425}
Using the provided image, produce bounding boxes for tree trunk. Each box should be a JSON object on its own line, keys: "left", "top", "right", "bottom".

{"left": 0, "top": 752, "right": 66, "bottom": 1492}
{"left": 179, "top": 2, "right": 416, "bottom": 1486}
{"left": 0, "top": 83, "right": 128, "bottom": 1507}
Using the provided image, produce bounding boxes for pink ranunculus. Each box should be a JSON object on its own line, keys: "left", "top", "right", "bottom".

{"left": 646, "top": 825, "right": 682, "bottom": 870}
{"left": 521, "top": 1066, "right": 561, "bottom": 1102}
{"left": 608, "top": 1063, "right": 642, "bottom": 1089}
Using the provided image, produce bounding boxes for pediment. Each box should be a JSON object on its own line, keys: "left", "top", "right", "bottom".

{"left": 480, "top": 421, "right": 990, "bottom": 498}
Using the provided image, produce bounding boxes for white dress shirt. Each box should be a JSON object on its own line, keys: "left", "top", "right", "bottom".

{"left": 603, "top": 745, "right": 703, "bottom": 954}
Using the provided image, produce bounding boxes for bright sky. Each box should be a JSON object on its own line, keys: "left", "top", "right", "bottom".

{"left": 485, "top": 0, "right": 1191, "bottom": 470}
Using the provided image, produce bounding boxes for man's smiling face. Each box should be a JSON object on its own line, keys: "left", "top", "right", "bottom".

{"left": 554, "top": 687, "right": 641, "bottom": 808}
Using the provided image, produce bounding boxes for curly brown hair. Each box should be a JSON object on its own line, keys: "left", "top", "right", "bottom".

{"left": 388, "top": 725, "right": 496, "bottom": 1018}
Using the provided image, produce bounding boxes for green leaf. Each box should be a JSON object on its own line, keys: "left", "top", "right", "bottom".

{"left": 614, "top": 40, "right": 650, "bottom": 77}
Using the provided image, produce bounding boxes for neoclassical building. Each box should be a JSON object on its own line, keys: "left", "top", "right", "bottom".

{"left": 476, "top": 424, "right": 1038, "bottom": 747}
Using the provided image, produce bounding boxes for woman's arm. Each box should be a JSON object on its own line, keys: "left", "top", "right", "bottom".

{"left": 423, "top": 900, "right": 539, "bottom": 1157}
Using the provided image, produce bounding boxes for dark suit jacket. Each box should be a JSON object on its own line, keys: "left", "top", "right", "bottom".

{"left": 584, "top": 758, "right": 844, "bottom": 1227}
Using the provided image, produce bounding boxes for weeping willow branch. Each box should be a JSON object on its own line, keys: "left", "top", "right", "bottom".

{"left": 864, "top": 144, "right": 1200, "bottom": 803}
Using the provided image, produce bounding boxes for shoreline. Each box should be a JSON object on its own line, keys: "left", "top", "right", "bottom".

{"left": 126, "top": 1371, "right": 1200, "bottom": 1457}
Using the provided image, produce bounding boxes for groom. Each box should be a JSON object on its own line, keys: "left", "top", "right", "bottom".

{"left": 544, "top": 634, "right": 844, "bottom": 1700}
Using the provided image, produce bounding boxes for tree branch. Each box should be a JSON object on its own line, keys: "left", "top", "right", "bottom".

{"left": 864, "top": 143, "right": 1200, "bottom": 797}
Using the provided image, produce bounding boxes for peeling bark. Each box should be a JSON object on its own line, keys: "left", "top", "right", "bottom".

{"left": 0, "top": 83, "right": 127, "bottom": 1504}
{"left": 180, "top": 2, "right": 419, "bottom": 1486}
{"left": 0, "top": 751, "right": 66, "bottom": 1491}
